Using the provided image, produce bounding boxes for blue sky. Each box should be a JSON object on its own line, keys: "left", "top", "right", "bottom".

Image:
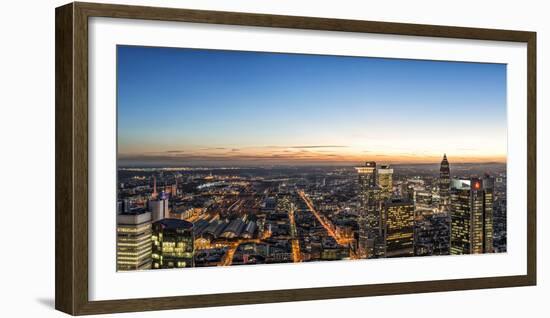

{"left": 117, "top": 45, "right": 506, "bottom": 166}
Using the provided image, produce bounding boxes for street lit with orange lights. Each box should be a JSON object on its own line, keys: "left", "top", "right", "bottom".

{"left": 219, "top": 242, "right": 239, "bottom": 266}
{"left": 298, "top": 190, "right": 353, "bottom": 246}
{"left": 117, "top": 160, "right": 506, "bottom": 270}
{"left": 219, "top": 239, "right": 262, "bottom": 266}
{"left": 288, "top": 207, "right": 302, "bottom": 262}
{"left": 116, "top": 46, "right": 509, "bottom": 271}
{"left": 298, "top": 190, "right": 358, "bottom": 259}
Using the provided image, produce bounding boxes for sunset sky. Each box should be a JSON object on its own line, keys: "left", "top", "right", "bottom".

{"left": 117, "top": 45, "right": 507, "bottom": 167}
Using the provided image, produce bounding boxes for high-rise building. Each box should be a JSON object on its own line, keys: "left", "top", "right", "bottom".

{"left": 355, "top": 162, "right": 384, "bottom": 258}
{"left": 415, "top": 190, "right": 432, "bottom": 207}
{"left": 439, "top": 154, "right": 451, "bottom": 212}
{"left": 116, "top": 209, "right": 152, "bottom": 271}
{"left": 368, "top": 188, "right": 386, "bottom": 258}
{"left": 356, "top": 161, "right": 377, "bottom": 189}
{"left": 482, "top": 176, "right": 495, "bottom": 252}
{"left": 152, "top": 219, "right": 194, "bottom": 269}
{"left": 355, "top": 162, "right": 376, "bottom": 258}
{"left": 384, "top": 198, "right": 415, "bottom": 258}
{"left": 414, "top": 213, "right": 450, "bottom": 256}
{"left": 377, "top": 164, "right": 394, "bottom": 199}
{"left": 450, "top": 177, "right": 494, "bottom": 254}
{"left": 149, "top": 191, "right": 169, "bottom": 222}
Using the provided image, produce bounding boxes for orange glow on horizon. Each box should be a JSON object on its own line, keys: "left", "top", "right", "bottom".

{"left": 119, "top": 147, "right": 506, "bottom": 165}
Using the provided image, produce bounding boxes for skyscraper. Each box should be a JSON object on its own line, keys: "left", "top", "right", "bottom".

{"left": 356, "top": 161, "right": 377, "bottom": 189}
{"left": 414, "top": 190, "right": 433, "bottom": 211}
{"left": 377, "top": 164, "right": 394, "bottom": 199}
{"left": 149, "top": 191, "right": 169, "bottom": 222}
{"left": 116, "top": 209, "right": 153, "bottom": 271}
{"left": 450, "top": 177, "right": 494, "bottom": 254}
{"left": 384, "top": 198, "right": 415, "bottom": 258}
{"left": 355, "top": 162, "right": 375, "bottom": 258}
{"left": 152, "top": 219, "right": 195, "bottom": 269}
{"left": 355, "top": 162, "right": 384, "bottom": 258}
{"left": 439, "top": 154, "right": 451, "bottom": 212}
{"left": 482, "top": 176, "right": 495, "bottom": 252}
{"left": 414, "top": 213, "right": 450, "bottom": 256}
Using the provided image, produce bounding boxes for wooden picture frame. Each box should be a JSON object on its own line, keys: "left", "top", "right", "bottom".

{"left": 55, "top": 2, "right": 536, "bottom": 315}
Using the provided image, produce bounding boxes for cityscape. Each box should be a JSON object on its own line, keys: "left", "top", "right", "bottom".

{"left": 116, "top": 46, "right": 507, "bottom": 271}
{"left": 116, "top": 159, "right": 507, "bottom": 270}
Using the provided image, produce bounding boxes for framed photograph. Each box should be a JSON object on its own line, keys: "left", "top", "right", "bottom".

{"left": 55, "top": 2, "right": 536, "bottom": 315}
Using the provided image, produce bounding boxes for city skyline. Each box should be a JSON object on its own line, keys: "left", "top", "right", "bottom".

{"left": 117, "top": 45, "right": 507, "bottom": 167}
{"left": 116, "top": 157, "right": 507, "bottom": 270}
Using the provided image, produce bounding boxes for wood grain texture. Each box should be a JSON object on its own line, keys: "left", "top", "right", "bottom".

{"left": 75, "top": 276, "right": 534, "bottom": 315}
{"left": 75, "top": 1, "right": 534, "bottom": 42}
{"left": 526, "top": 33, "right": 537, "bottom": 286}
{"left": 73, "top": 3, "right": 90, "bottom": 314}
{"left": 55, "top": 2, "right": 75, "bottom": 314}
{"left": 55, "top": 2, "right": 537, "bottom": 315}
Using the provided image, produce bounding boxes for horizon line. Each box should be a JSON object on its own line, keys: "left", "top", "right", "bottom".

{"left": 117, "top": 160, "right": 507, "bottom": 168}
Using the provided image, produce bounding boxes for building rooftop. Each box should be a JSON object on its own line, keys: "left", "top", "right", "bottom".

{"left": 120, "top": 207, "right": 148, "bottom": 215}
{"left": 451, "top": 178, "right": 473, "bottom": 190}
{"left": 153, "top": 218, "right": 193, "bottom": 230}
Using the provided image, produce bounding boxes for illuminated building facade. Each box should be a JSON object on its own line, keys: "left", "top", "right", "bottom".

{"left": 355, "top": 162, "right": 376, "bottom": 258}
{"left": 482, "top": 177, "right": 495, "bottom": 253}
{"left": 152, "top": 219, "right": 194, "bottom": 269}
{"left": 384, "top": 198, "right": 415, "bottom": 258}
{"left": 415, "top": 190, "right": 432, "bottom": 209}
{"left": 377, "top": 164, "right": 394, "bottom": 199}
{"left": 450, "top": 178, "right": 494, "bottom": 254}
{"left": 356, "top": 161, "right": 377, "bottom": 190}
{"left": 369, "top": 188, "right": 386, "bottom": 258}
{"left": 116, "top": 210, "right": 152, "bottom": 271}
{"left": 439, "top": 154, "right": 451, "bottom": 212}
{"left": 355, "top": 162, "right": 385, "bottom": 258}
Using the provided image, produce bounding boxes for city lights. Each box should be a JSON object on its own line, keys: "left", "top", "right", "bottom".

{"left": 115, "top": 45, "right": 507, "bottom": 271}
{"left": 116, "top": 154, "right": 507, "bottom": 270}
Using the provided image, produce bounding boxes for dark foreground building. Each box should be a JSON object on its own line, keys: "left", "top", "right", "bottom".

{"left": 152, "top": 219, "right": 194, "bottom": 269}
{"left": 415, "top": 213, "right": 450, "bottom": 256}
